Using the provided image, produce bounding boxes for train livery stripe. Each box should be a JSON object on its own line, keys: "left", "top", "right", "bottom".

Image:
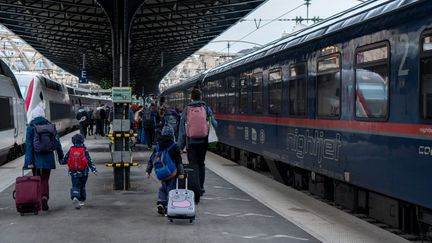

{"left": 215, "top": 114, "right": 432, "bottom": 138}
{"left": 25, "top": 78, "right": 34, "bottom": 112}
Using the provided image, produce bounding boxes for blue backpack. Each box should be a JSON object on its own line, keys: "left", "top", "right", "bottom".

{"left": 151, "top": 143, "right": 177, "bottom": 180}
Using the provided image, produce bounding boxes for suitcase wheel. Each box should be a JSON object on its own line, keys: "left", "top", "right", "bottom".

{"left": 169, "top": 218, "right": 173, "bottom": 223}
{"left": 20, "top": 213, "right": 24, "bottom": 216}
{"left": 189, "top": 219, "right": 194, "bottom": 223}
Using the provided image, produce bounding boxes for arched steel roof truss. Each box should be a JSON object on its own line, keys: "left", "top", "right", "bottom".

{"left": 0, "top": 0, "right": 266, "bottom": 93}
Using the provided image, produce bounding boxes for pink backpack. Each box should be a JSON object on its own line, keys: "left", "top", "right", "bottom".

{"left": 186, "top": 105, "right": 209, "bottom": 138}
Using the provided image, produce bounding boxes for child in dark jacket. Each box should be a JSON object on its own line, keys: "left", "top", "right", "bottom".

{"left": 146, "top": 125, "right": 184, "bottom": 215}
{"left": 62, "top": 134, "right": 98, "bottom": 209}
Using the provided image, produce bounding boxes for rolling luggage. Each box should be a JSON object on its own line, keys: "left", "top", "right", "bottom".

{"left": 13, "top": 172, "right": 42, "bottom": 216}
{"left": 178, "top": 164, "right": 201, "bottom": 204}
{"left": 167, "top": 177, "right": 196, "bottom": 223}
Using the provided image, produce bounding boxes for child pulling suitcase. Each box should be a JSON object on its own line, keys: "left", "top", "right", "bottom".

{"left": 167, "top": 173, "right": 196, "bottom": 223}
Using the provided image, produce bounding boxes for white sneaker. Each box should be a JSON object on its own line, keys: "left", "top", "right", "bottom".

{"left": 73, "top": 197, "right": 81, "bottom": 209}
{"left": 79, "top": 201, "right": 85, "bottom": 207}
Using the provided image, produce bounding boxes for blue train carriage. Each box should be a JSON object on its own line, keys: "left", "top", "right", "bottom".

{"left": 164, "top": 0, "right": 432, "bottom": 234}
{"left": 162, "top": 72, "right": 207, "bottom": 111}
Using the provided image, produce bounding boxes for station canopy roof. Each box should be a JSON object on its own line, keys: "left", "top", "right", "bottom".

{"left": 0, "top": 0, "right": 266, "bottom": 93}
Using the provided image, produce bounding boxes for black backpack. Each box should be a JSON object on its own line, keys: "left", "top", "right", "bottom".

{"left": 33, "top": 124, "right": 57, "bottom": 153}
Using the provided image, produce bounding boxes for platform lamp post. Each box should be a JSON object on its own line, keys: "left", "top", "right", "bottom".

{"left": 97, "top": 0, "right": 144, "bottom": 190}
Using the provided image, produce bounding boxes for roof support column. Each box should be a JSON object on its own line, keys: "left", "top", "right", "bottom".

{"left": 98, "top": 0, "right": 144, "bottom": 190}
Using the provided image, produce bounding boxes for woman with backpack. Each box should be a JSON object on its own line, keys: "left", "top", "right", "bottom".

{"left": 23, "top": 105, "right": 64, "bottom": 211}
{"left": 177, "top": 88, "right": 217, "bottom": 196}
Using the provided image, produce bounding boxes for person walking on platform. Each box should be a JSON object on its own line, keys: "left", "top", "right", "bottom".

{"left": 177, "top": 88, "right": 217, "bottom": 196}
{"left": 146, "top": 125, "right": 184, "bottom": 215}
{"left": 23, "top": 105, "right": 64, "bottom": 211}
{"left": 62, "top": 134, "right": 98, "bottom": 209}
{"left": 76, "top": 106, "right": 88, "bottom": 138}
{"left": 87, "top": 109, "right": 94, "bottom": 136}
{"left": 94, "top": 104, "right": 106, "bottom": 137}
{"left": 162, "top": 107, "right": 180, "bottom": 141}
{"left": 142, "top": 103, "right": 160, "bottom": 149}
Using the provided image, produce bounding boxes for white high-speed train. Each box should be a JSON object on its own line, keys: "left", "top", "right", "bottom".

{"left": 15, "top": 72, "right": 112, "bottom": 135}
{"left": 0, "top": 63, "right": 26, "bottom": 164}
{"left": 0, "top": 72, "right": 112, "bottom": 165}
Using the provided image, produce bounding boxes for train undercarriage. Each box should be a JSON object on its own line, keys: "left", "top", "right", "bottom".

{"left": 214, "top": 143, "right": 432, "bottom": 241}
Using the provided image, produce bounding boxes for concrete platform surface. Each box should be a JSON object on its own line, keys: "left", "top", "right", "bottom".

{"left": 0, "top": 134, "right": 318, "bottom": 243}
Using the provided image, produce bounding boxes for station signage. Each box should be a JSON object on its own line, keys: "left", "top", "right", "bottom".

{"left": 112, "top": 87, "right": 132, "bottom": 103}
{"left": 79, "top": 69, "right": 88, "bottom": 84}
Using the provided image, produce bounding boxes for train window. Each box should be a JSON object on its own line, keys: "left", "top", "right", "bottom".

{"left": 208, "top": 81, "right": 217, "bottom": 113}
{"left": 226, "top": 76, "right": 236, "bottom": 114}
{"left": 0, "top": 97, "right": 13, "bottom": 131}
{"left": 251, "top": 73, "right": 263, "bottom": 114}
{"left": 268, "top": 69, "right": 282, "bottom": 114}
{"left": 239, "top": 77, "right": 248, "bottom": 114}
{"left": 289, "top": 63, "right": 307, "bottom": 116}
{"left": 67, "top": 87, "right": 74, "bottom": 95}
{"left": 317, "top": 54, "right": 341, "bottom": 118}
{"left": 217, "top": 79, "right": 227, "bottom": 114}
{"left": 50, "top": 102, "right": 72, "bottom": 121}
{"left": 44, "top": 78, "right": 62, "bottom": 91}
{"left": 355, "top": 43, "right": 389, "bottom": 120}
{"left": 421, "top": 34, "right": 432, "bottom": 119}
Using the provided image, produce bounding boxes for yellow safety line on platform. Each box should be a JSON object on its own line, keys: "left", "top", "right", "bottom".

{"left": 105, "top": 162, "right": 140, "bottom": 167}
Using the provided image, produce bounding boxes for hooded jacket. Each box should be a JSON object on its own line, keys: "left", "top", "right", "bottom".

{"left": 146, "top": 135, "right": 184, "bottom": 177}
{"left": 24, "top": 117, "right": 64, "bottom": 169}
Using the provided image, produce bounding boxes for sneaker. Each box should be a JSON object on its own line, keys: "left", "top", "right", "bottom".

{"left": 73, "top": 197, "right": 81, "bottom": 209}
{"left": 157, "top": 205, "right": 165, "bottom": 215}
{"left": 79, "top": 201, "right": 85, "bottom": 207}
{"left": 156, "top": 201, "right": 166, "bottom": 215}
{"left": 41, "top": 197, "right": 49, "bottom": 211}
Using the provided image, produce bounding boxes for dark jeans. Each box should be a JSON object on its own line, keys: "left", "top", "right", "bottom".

{"left": 144, "top": 126, "right": 154, "bottom": 148}
{"left": 70, "top": 172, "right": 88, "bottom": 201}
{"left": 32, "top": 169, "right": 51, "bottom": 200}
{"left": 95, "top": 119, "right": 104, "bottom": 136}
{"left": 79, "top": 123, "right": 87, "bottom": 138}
{"left": 88, "top": 122, "right": 94, "bottom": 135}
{"left": 187, "top": 143, "right": 208, "bottom": 190}
{"left": 158, "top": 178, "right": 176, "bottom": 205}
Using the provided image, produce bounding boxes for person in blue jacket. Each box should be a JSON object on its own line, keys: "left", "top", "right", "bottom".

{"left": 177, "top": 88, "right": 217, "bottom": 196}
{"left": 23, "top": 105, "right": 64, "bottom": 211}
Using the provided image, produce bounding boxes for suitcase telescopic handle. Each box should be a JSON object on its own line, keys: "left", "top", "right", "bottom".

{"left": 176, "top": 175, "right": 188, "bottom": 190}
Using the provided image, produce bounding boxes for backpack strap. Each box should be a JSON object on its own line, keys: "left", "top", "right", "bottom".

{"left": 166, "top": 143, "right": 176, "bottom": 152}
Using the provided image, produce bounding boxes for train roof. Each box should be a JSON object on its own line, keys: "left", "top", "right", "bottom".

{"left": 162, "top": 71, "right": 208, "bottom": 95}
{"left": 207, "top": 0, "right": 424, "bottom": 77}
{"left": 0, "top": 60, "right": 22, "bottom": 99}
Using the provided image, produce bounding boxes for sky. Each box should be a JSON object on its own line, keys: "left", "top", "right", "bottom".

{"left": 200, "top": 0, "right": 365, "bottom": 53}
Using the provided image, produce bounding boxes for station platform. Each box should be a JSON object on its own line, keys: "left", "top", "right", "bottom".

{"left": 0, "top": 132, "right": 410, "bottom": 243}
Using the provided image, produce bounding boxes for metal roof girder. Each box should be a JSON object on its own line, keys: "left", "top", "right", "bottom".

{"left": 136, "top": 0, "right": 264, "bottom": 17}
{"left": 132, "top": 14, "right": 242, "bottom": 32}
{"left": 0, "top": 15, "right": 110, "bottom": 34}
{"left": 133, "top": 7, "right": 251, "bottom": 25}
{"left": 0, "top": 8, "right": 107, "bottom": 27}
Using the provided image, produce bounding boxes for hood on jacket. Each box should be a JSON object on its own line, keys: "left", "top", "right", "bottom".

{"left": 157, "top": 135, "right": 175, "bottom": 150}
{"left": 188, "top": 100, "right": 206, "bottom": 106}
{"left": 31, "top": 106, "right": 45, "bottom": 120}
{"left": 30, "top": 116, "right": 50, "bottom": 126}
